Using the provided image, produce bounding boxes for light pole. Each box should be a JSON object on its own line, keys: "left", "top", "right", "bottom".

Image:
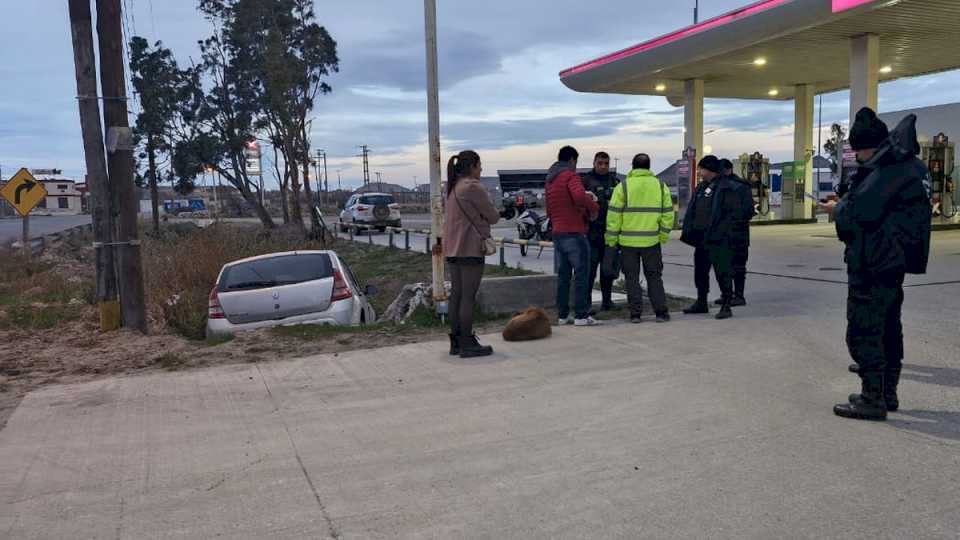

{"left": 694, "top": 0, "right": 699, "bottom": 24}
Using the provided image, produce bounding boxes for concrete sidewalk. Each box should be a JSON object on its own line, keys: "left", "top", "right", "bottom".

{"left": 2, "top": 312, "right": 958, "bottom": 538}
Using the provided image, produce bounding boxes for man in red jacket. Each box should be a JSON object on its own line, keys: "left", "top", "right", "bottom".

{"left": 546, "top": 146, "right": 600, "bottom": 326}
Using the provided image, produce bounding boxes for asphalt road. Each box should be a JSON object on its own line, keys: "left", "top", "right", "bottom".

{"left": 0, "top": 215, "right": 91, "bottom": 244}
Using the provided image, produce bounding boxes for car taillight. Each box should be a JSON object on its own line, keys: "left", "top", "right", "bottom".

{"left": 208, "top": 288, "right": 225, "bottom": 319}
{"left": 356, "top": 205, "right": 369, "bottom": 211}
{"left": 389, "top": 203, "right": 399, "bottom": 210}
{"left": 331, "top": 270, "right": 353, "bottom": 302}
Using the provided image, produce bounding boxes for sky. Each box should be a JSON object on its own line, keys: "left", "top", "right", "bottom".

{"left": 1, "top": 0, "right": 959, "bottom": 191}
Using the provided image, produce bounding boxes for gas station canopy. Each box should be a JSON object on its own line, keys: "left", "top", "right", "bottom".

{"left": 560, "top": 0, "right": 960, "bottom": 102}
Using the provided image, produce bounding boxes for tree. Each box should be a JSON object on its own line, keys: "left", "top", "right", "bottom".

{"left": 129, "top": 37, "right": 195, "bottom": 234}
{"left": 823, "top": 123, "right": 847, "bottom": 175}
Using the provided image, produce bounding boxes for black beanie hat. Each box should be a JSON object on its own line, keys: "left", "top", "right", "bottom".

{"left": 698, "top": 155, "right": 721, "bottom": 173}
{"left": 849, "top": 107, "right": 889, "bottom": 150}
{"left": 719, "top": 158, "right": 734, "bottom": 171}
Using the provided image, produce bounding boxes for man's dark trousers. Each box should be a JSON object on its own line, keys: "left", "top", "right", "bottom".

{"left": 620, "top": 244, "right": 667, "bottom": 317}
{"left": 694, "top": 244, "right": 734, "bottom": 302}
{"left": 847, "top": 272, "right": 905, "bottom": 377}
{"left": 588, "top": 237, "right": 615, "bottom": 307}
{"left": 732, "top": 242, "right": 749, "bottom": 299}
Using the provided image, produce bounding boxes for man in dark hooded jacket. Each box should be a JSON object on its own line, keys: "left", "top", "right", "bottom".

{"left": 820, "top": 108, "right": 932, "bottom": 421}
{"left": 718, "top": 158, "right": 756, "bottom": 306}
{"left": 680, "top": 155, "right": 748, "bottom": 320}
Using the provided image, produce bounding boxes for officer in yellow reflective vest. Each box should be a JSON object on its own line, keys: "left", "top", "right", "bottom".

{"left": 605, "top": 153, "right": 675, "bottom": 323}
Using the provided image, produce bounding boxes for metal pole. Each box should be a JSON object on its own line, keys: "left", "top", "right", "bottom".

{"left": 817, "top": 93, "right": 823, "bottom": 202}
{"left": 694, "top": 0, "right": 699, "bottom": 23}
{"left": 424, "top": 0, "right": 446, "bottom": 310}
{"left": 21, "top": 215, "right": 30, "bottom": 257}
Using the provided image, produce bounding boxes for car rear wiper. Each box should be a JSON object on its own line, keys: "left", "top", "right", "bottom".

{"left": 225, "top": 280, "right": 277, "bottom": 290}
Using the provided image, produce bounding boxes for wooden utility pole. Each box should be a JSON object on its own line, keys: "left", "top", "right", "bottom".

{"left": 423, "top": 0, "right": 446, "bottom": 312}
{"left": 68, "top": 0, "right": 120, "bottom": 331}
{"left": 96, "top": 0, "right": 147, "bottom": 333}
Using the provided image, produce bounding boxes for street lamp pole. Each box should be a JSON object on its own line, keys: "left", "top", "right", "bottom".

{"left": 423, "top": 0, "right": 446, "bottom": 313}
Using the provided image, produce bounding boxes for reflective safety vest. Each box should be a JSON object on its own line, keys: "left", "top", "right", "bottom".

{"left": 605, "top": 169, "right": 675, "bottom": 248}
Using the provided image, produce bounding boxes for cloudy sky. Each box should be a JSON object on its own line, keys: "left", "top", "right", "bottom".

{"left": 2, "top": 0, "right": 959, "bottom": 190}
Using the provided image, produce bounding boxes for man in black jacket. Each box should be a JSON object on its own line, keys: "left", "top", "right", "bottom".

{"left": 820, "top": 108, "right": 932, "bottom": 421}
{"left": 680, "top": 155, "right": 748, "bottom": 320}
{"left": 582, "top": 151, "right": 620, "bottom": 311}
{"left": 718, "top": 158, "right": 756, "bottom": 306}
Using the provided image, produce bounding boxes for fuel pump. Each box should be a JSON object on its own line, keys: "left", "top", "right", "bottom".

{"left": 737, "top": 152, "right": 770, "bottom": 219}
{"left": 921, "top": 133, "right": 956, "bottom": 219}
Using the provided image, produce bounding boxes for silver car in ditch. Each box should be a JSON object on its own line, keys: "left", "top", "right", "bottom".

{"left": 206, "top": 250, "right": 376, "bottom": 337}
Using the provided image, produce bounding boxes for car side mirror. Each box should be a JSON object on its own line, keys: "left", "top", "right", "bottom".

{"left": 364, "top": 284, "right": 378, "bottom": 296}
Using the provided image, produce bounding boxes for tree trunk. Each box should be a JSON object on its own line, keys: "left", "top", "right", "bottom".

{"left": 237, "top": 179, "right": 275, "bottom": 228}
{"left": 147, "top": 140, "right": 160, "bottom": 235}
{"left": 273, "top": 144, "right": 290, "bottom": 223}
{"left": 285, "top": 141, "right": 304, "bottom": 231}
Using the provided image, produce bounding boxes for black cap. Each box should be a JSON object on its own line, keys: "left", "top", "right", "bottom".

{"left": 698, "top": 155, "right": 721, "bottom": 173}
{"left": 849, "top": 107, "right": 889, "bottom": 150}
{"left": 719, "top": 158, "right": 734, "bottom": 171}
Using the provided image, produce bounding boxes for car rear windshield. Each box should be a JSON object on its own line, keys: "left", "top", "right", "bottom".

{"left": 219, "top": 254, "right": 333, "bottom": 292}
{"left": 359, "top": 195, "right": 394, "bottom": 205}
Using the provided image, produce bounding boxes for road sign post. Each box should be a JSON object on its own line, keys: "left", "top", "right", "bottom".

{"left": 1, "top": 168, "right": 48, "bottom": 258}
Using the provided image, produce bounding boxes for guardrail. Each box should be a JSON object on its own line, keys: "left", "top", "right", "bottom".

{"left": 334, "top": 221, "right": 554, "bottom": 267}
{"left": 15, "top": 223, "right": 94, "bottom": 257}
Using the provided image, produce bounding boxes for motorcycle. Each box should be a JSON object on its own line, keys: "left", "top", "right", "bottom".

{"left": 516, "top": 209, "right": 551, "bottom": 257}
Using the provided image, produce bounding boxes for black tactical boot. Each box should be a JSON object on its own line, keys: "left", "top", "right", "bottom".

{"left": 715, "top": 301, "right": 733, "bottom": 320}
{"left": 459, "top": 335, "right": 493, "bottom": 358}
{"left": 448, "top": 333, "right": 460, "bottom": 356}
{"left": 835, "top": 372, "right": 887, "bottom": 420}
{"left": 730, "top": 295, "right": 747, "bottom": 307}
{"left": 684, "top": 298, "right": 710, "bottom": 314}
{"left": 733, "top": 275, "right": 747, "bottom": 306}
{"left": 885, "top": 367, "right": 901, "bottom": 412}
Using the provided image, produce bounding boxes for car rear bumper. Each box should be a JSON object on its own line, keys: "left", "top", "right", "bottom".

{"left": 206, "top": 297, "right": 357, "bottom": 337}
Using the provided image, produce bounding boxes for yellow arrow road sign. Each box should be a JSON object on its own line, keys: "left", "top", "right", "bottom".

{"left": 0, "top": 168, "right": 48, "bottom": 217}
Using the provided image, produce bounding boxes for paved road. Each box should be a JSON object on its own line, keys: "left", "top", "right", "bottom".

{"left": 2, "top": 222, "right": 959, "bottom": 538}
{"left": 0, "top": 215, "right": 91, "bottom": 244}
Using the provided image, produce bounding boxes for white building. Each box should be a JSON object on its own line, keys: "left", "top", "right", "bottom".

{"left": 34, "top": 177, "right": 83, "bottom": 215}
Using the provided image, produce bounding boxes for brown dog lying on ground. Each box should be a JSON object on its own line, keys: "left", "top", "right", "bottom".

{"left": 502, "top": 307, "right": 552, "bottom": 342}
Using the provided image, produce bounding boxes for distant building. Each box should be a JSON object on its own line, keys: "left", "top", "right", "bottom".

{"left": 34, "top": 177, "right": 83, "bottom": 215}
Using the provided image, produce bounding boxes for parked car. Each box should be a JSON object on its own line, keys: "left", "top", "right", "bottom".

{"left": 339, "top": 193, "right": 402, "bottom": 232}
{"left": 206, "top": 250, "right": 376, "bottom": 337}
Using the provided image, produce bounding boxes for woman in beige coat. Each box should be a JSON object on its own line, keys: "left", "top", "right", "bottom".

{"left": 443, "top": 150, "right": 500, "bottom": 358}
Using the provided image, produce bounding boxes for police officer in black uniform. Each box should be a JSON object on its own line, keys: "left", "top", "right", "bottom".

{"left": 680, "top": 155, "right": 747, "bottom": 320}
{"left": 717, "top": 158, "right": 755, "bottom": 306}
{"left": 582, "top": 151, "right": 620, "bottom": 311}
{"left": 821, "top": 108, "right": 932, "bottom": 421}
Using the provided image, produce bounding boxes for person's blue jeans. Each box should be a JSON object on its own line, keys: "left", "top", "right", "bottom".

{"left": 554, "top": 233, "right": 591, "bottom": 319}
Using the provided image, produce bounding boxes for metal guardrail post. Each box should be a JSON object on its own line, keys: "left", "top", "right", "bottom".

{"left": 349, "top": 226, "right": 354, "bottom": 241}
{"left": 368, "top": 229, "right": 374, "bottom": 245}
{"left": 388, "top": 230, "right": 394, "bottom": 248}
{"left": 405, "top": 230, "right": 410, "bottom": 250}
{"left": 425, "top": 234, "right": 430, "bottom": 253}
{"left": 499, "top": 243, "right": 506, "bottom": 267}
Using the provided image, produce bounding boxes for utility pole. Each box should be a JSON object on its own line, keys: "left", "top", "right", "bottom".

{"left": 357, "top": 145, "right": 371, "bottom": 185}
{"left": 69, "top": 0, "right": 119, "bottom": 331}
{"left": 96, "top": 0, "right": 147, "bottom": 333}
{"left": 319, "top": 150, "right": 329, "bottom": 194}
{"left": 375, "top": 171, "right": 383, "bottom": 191}
{"left": 694, "top": 0, "right": 700, "bottom": 24}
{"left": 423, "top": 0, "right": 446, "bottom": 313}
{"left": 337, "top": 170, "right": 341, "bottom": 190}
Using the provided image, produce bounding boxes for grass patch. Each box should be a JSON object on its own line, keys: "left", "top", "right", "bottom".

{"left": 153, "top": 353, "right": 186, "bottom": 371}
{"left": 0, "top": 246, "right": 95, "bottom": 331}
